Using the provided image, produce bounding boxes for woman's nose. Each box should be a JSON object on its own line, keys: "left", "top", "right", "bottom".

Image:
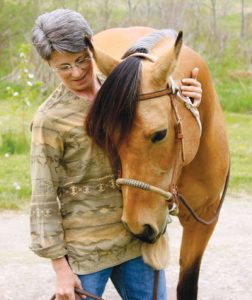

{"left": 71, "top": 66, "right": 83, "bottom": 77}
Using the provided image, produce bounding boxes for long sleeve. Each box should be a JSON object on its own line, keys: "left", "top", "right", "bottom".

{"left": 30, "top": 112, "right": 67, "bottom": 258}
{"left": 28, "top": 83, "right": 141, "bottom": 274}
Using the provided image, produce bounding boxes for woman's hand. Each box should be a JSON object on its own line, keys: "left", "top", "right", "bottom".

{"left": 52, "top": 257, "right": 84, "bottom": 300}
{"left": 180, "top": 67, "right": 202, "bottom": 107}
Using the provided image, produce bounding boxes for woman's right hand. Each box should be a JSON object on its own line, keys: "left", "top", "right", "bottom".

{"left": 52, "top": 257, "right": 84, "bottom": 300}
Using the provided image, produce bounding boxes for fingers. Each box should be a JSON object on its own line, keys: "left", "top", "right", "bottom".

{"left": 75, "top": 276, "right": 83, "bottom": 290}
{"left": 191, "top": 67, "right": 199, "bottom": 80}
{"left": 180, "top": 85, "right": 202, "bottom": 94}
{"left": 180, "top": 90, "right": 201, "bottom": 100}
{"left": 74, "top": 277, "right": 86, "bottom": 299}
{"left": 55, "top": 289, "right": 76, "bottom": 300}
{"left": 181, "top": 68, "right": 202, "bottom": 107}
{"left": 180, "top": 84, "right": 202, "bottom": 100}
{"left": 181, "top": 78, "right": 201, "bottom": 87}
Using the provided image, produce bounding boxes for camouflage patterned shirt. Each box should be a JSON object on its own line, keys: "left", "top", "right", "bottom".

{"left": 30, "top": 81, "right": 141, "bottom": 274}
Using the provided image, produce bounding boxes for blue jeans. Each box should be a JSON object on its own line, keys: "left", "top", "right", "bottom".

{"left": 78, "top": 256, "right": 167, "bottom": 300}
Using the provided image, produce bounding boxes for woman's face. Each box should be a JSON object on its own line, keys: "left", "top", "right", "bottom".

{"left": 49, "top": 49, "right": 95, "bottom": 93}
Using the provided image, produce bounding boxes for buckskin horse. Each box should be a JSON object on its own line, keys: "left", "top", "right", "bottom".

{"left": 85, "top": 27, "right": 230, "bottom": 300}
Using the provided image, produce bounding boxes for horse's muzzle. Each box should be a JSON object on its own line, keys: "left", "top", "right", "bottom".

{"left": 134, "top": 224, "right": 158, "bottom": 244}
{"left": 123, "top": 221, "right": 167, "bottom": 244}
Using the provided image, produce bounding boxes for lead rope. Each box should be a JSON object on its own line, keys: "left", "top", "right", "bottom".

{"left": 153, "top": 270, "right": 160, "bottom": 300}
{"left": 178, "top": 162, "right": 230, "bottom": 225}
{"left": 50, "top": 274, "right": 161, "bottom": 300}
{"left": 50, "top": 288, "right": 104, "bottom": 300}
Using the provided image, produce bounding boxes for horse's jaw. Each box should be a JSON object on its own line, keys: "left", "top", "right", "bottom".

{"left": 141, "top": 233, "right": 170, "bottom": 270}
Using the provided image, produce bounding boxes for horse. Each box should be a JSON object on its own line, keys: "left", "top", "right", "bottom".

{"left": 86, "top": 27, "right": 230, "bottom": 300}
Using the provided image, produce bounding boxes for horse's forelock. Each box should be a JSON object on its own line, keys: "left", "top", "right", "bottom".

{"left": 85, "top": 56, "right": 142, "bottom": 154}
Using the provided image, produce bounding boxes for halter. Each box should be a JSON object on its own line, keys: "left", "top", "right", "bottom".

{"left": 126, "top": 52, "right": 202, "bottom": 134}
{"left": 116, "top": 81, "right": 187, "bottom": 219}
{"left": 116, "top": 52, "right": 229, "bottom": 225}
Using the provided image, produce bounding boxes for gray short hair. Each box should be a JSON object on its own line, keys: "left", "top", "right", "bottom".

{"left": 32, "top": 9, "right": 93, "bottom": 60}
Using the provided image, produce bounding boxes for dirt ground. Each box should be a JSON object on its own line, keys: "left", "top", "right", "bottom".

{"left": 0, "top": 194, "right": 251, "bottom": 300}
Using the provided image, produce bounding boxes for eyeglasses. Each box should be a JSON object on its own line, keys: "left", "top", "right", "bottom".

{"left": 51, "top": 55, "right": 92, "bottom": 74}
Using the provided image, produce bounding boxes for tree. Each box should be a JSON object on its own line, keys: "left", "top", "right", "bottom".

{"left": 210, "top": 0, "right": 217, "bottom": 39}
{"left": 103, "top": 0, "right": 111, "bottom": 29}
{"left": 240, "top": 0, "right": 245, "bottom": 38}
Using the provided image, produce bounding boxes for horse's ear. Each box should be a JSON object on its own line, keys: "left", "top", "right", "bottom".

{"left": 152, "top": 31, "right": 183, "bottom": 86}
{"left": 91, "top": 46, "right": 120, "bottom": 76}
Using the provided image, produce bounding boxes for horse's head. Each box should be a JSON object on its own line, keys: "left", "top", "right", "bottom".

{"left": 87, "top": 32, "right": 201, "bottom": 247}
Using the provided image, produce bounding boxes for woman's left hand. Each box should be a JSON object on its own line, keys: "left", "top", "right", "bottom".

{"left": 180, "top": 67, "right": 202, "bottom": 107}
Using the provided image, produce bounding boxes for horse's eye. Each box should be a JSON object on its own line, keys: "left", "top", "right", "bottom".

{"left": 151, "top": 129, "right": 167, "bottom": 143}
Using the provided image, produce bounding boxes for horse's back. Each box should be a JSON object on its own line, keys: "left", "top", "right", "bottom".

{"left": 93, "top": 26, "right": 155, "bottom": 59}
{"left": 94, "top": 27, "right": 203, "bottom": 76}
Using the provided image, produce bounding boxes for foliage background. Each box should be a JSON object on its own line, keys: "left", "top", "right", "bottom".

{"left": 0, "top": 0, "right": 251, "bottom": 209}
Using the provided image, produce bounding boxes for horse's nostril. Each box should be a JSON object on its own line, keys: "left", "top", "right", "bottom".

{"left": 133, "top": 224, "right": 157, "bottom": 243}
{"left": 122, "top": 221, "right": 157, "bottom": 243}
{"left": 143, "top": 224, "right": 156, "bottom": 239}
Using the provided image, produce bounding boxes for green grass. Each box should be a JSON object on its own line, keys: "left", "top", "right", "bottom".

{"left": 207, "top": 39, "right": 252, "bottom": 113}
{"left": 0, "top": 98, "right": 34, "bottom": 155}
{"left": 225, "top": 112, "right": 252, "bottom": 193}
{"left": 0, "top": 97, "right": 33, "bottom": 209}
{"left": 0, "top": 112, "right": 251, "bottom": 210}
{"left": 0, "top": 153, "right": 30, "bottom": 210}
{"left": 217, "top": 77, "right": 252, "bottom": 113}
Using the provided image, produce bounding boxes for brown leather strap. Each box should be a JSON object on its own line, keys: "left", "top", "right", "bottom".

{"left": 139, "top": 87, "right": 173, "bottom": 101}
{"left": 50, "top": 272, "right": 163, "bottom": 300}
{"left": 139, "top": 86, "right": 230, "bottom": 225}
{"left": 170, "top": 94, "right": 185, "bottom": 162}
{"left": 178, "top": 162, "right": 230, "bottom": 225}
{"left": 50, "top": 288, "right": 104, "bottom": 300}
{"left": 168, "top": 93, "right": 185, "bottom": 212}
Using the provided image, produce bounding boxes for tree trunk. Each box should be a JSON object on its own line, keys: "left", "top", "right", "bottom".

{"left": 210, "top": 0, "right": 217, "bottom": 39}
{"left": 103, "top": 0, "right": 111, "bottom": 29}
{"left": 240, "top": 0, "right": 245, "bottom": 38}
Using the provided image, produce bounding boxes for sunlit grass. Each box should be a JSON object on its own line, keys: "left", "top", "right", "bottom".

{"left": 225, "top": 112, "right": 252, "bottom": 193}
{"left": 0, "top": 153, "right": 30, "bottom": 210}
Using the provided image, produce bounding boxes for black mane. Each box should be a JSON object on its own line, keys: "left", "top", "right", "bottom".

{"left": 85, "top": 56, "right": 142, "bottom": 154}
